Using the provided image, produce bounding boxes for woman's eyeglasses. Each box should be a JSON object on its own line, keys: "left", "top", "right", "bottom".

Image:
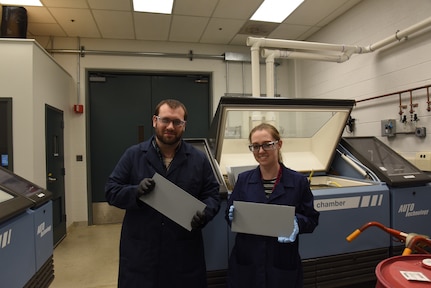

{"left": 248, "top": 141, "right": 279, "bottom": 152}
{"left": 155, "top": 116, "right": 186, "bottom": 127}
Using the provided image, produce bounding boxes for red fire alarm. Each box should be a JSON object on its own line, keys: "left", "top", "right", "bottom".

{"left": 73, "top": 104, "right": 84, "bottom": 114}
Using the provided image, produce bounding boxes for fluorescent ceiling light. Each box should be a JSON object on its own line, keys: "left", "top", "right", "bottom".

{"left": 133, "top": 0, "right": 174, "bottom": 14}
{"left": 0, "top": 0, "right": 42, "bottom": 6}
{"left": 251, "top": 0, "right": 304, "bottom": 23}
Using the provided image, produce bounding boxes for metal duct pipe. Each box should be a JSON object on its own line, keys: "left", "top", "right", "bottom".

{"left": 47, "top": 47, "right": 225, "bottom": 61}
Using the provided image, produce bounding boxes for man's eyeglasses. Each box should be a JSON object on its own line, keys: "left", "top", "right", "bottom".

{"left": 248, "top": 141, "right": 279, "bottom": 152}
{"left": 155, "top": 116, "right": 186, "bottom": 127}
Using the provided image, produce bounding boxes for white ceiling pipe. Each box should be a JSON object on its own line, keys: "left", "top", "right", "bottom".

{"left": 249, "top": 14, "right": 431, "bottom": 54}
{"left": 250, "top": 15, "right": 431, "bottom": 97}
{"left": 261, "top": 48, "right": 358, "bottom": 97}
{"left": 248, "top": 38, "right": 362, "bottom": 96}
{"left": 251, "top": 44, "right": 261, "bottom": 97}
{"left": 365, "top": 15, "right": 431, "bottom": 52}
{"left": 248, "top": 37, "right": 364, "bottom": 54}
{"left": 260, "top": 14, "right": 431, "bottom": 63}
{"left": 261, "top": 49, "right": 349, "bottom": 62}
{"left": 265, "top": 52, "right": 275, "bottom": 97}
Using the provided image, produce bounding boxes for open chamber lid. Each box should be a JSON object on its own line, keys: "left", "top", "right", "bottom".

{"left": 184, "top": 138, "right": 229, "bottom": 197}
{"left": 341, "top": 137, "right": 431, "bottom": 187}
{"left": 208, "top": 96, "right": 355, "bottom": 176}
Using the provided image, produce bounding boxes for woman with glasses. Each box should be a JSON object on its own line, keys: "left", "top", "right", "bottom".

{"left": 225, "top": 123, "right": 319, "bottom": 288}
{"left": 105, "top": 99, "right": 220, "bottom": 288}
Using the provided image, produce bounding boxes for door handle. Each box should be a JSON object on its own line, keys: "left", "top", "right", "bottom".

{"left": 48, "top": 173, "right": 57, "bottom": 182}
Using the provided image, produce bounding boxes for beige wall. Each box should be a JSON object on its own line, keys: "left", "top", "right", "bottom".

{"left": 297, "top": 0, "right": 431, "bottom": 160}
{"left": 0, "top": 39, "right": 73, "bottom": 189}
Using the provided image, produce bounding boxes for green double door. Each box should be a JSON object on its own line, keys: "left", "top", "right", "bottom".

{"left": 88, "top": 73, "right": 211, "bottom": 216}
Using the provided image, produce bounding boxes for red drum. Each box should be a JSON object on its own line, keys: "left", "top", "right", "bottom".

{"left": 376, "top": 255, "right": 431, "bottom": 288}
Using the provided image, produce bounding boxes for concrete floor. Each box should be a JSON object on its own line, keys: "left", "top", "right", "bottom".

{"left": 50, "top": 223, "right": 121, "bottom": 288}
{"left": 48, "top": 222, "right": 379, "bottom": 288}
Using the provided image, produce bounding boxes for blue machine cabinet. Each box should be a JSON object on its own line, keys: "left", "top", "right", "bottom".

{"left": 391, "top": 185, "right": 431, "bottom": 248}
{"left": 300, "top": 183, "right": 390, "bottom": 259}
{"left": 203, "top": 200, "right": 229, "bottom": 271}
{"left": 33, "top": 200, "right": 54, "bottom": 271}
{"left": 0, "top": 167, "right": 54, "bottom": 287}
{"left": 0, "top": 200, "right": 54, "bottom": 288}
{"left": 0, "top": 209, "right": 36, "bottom": 288}
{"left": 300, "top": 183, "right": 390, "bottom": 287}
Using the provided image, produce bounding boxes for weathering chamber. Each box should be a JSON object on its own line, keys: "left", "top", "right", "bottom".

{"left": 340, "top": 136, "right": 431, "bottom": 254}
{"left": 208, "top": 96, "right": 391, "bottom": 287}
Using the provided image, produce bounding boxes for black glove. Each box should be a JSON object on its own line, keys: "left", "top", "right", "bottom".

{"left": 191, "top": 210, "right": 206, "bottom": 230}
{"left": 137, "top": 178, "right": 155, "bottom": 197}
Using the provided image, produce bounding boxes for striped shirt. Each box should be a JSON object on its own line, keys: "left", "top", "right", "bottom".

{"left": 263, "top": 178, "right": 276, "bottom": 198}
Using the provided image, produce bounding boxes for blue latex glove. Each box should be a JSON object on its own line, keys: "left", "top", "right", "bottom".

{"left": 278, "top": 216, "right": 299, "bottom": 243}
{"left": 228, "top": 205, "right": 234, "bottom": 221}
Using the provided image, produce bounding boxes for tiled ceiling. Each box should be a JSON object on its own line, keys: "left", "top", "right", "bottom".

{"left": 2, "top": 0, "right": 362, "bottom": 45}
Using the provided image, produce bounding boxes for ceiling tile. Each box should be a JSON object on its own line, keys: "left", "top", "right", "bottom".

{"left": 48, "top": 8, "right": 100, "bottom": 38}
{"left": 8, "top": 0, "right": 363, "bottom": 44}
{"left": 269, "top": 23, "right": 312, "bottom": 40}
{"left": 169, "top": 15, "right": 209, "bottom": 43}
{"left": 229, "top": 34, "right": 250, "bottom": 46}
{"left": 284, "top": 0, "right": 347, "bottom": 26}
{"left": 41, "top": 0, "right": 89, "bottom": 9}
{"left": 314, "top": 0, "right": 362, "bottom": 27}
{"left": 298, "top": 26, "right": 321, "bottom": 40}
{"left": 134, "top": 13, "right": 171, "bottom": 41}
{"left": 93, "top": 10, "right": 134, "bottom": 39}
{"left": 26, "top": 6, "right": 56, "bottom": 23}
{"left": 27, "top": 23, "right": 66, "bottom": 37}
{"left": 174, "top": 0, "right": 218, "bottom": 17}
{"left": 238, "top": 21, "right": 279, "bottom": 37}
{"left": 88, "top": 0, "right": 131, "bottom": 11}
{"left": 213, "top": 0, "right": 263, "bottom": 20}
{"left": 200, "top": 18, "right": 246, "bottom": 44}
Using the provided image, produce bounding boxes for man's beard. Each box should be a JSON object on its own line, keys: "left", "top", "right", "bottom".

{"left": 155, "top": 128, "right": 182, "bottom": 146}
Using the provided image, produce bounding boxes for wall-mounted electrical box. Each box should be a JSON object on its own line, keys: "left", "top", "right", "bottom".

{"left": 381, "top": 119, "right": 426, "bottom": 138}
{"left": 415, "top": 127, "right": 426, "bottom": 137}
{"left": 415, "top": 152, "right": 431, "bottom": 171}
{"left": 381, "top": 119, "right": 396, "bottom": 137}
